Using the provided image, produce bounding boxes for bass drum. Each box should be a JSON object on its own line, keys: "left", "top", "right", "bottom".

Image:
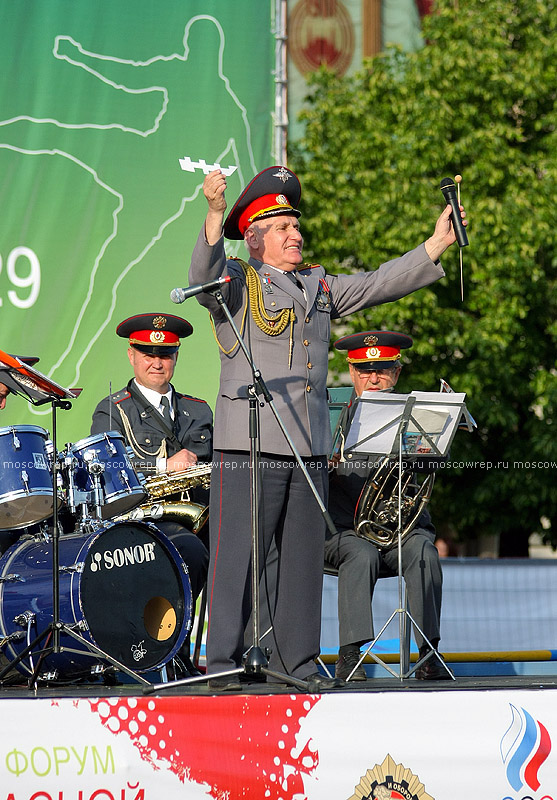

{"left": 0, "top": 521, "right": 191, "bottom": 678}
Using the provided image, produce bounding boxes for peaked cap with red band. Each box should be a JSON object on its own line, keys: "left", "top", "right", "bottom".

{"left": 334, "top": 330, "right": 413, "bottom": 371}
{"left": 223, "top": 165, "right": 301, "bottom": 240}
{"left": 117, "top": 313, "right": 193, "bottom": 355}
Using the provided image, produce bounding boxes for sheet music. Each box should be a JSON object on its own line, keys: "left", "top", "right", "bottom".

{"left": 344, "top": 390, "right": 467, "bottom": 456}
{"left": 344, "top": 392, "right": 407, "bottom": 454}
{"left": 408, "top": 391, "right": 466, "bottom": 453}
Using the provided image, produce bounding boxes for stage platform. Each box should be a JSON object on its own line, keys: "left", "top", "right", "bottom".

{"left": 3, "top": 558, "right": 557, "bottom": 798}
{"left": 2, "top": 660, "right": 557, "bottom": 799}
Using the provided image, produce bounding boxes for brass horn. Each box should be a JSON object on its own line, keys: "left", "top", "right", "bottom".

{"left": 115, "top": 464, "right": 211, "bottom": 534}
{"left": 354, "top": 457, "right": 435, "bottom": 549}
{"left": 122, "top": 499, "right": 209, "bottom": 534}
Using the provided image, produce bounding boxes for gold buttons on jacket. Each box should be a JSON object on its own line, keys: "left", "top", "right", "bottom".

{"left": 306, "top": 386, "right": 311, "bottom": 393}
{"left": 305, "top": 316, "right": 310, "bottom": 323}
{"left": 303, "top": 339, "right": 310, "bottom": 346}
{"left": 307, "top": 362, "right": 313, "bottom": 369}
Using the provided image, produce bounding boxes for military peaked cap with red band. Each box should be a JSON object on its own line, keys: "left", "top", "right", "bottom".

{"left": 334, "top": 331, "right": 413, "bottom": 371}
{"left": 117, "top": 313, "right": 193, "bottom": 355}
{"left": 223, "top": 165, "right": 301, "bottom": 240}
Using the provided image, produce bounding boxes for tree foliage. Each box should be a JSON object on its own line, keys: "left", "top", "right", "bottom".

{"left": 292, "top": 0, "right": 557, "bottom": 553}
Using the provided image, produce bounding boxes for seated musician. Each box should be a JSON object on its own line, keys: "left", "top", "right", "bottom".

{"left": 326, "top": 331, "right": 449, "bottom": 681}
{"left": 90, "top": 313, "right": 212, "bottom": 676}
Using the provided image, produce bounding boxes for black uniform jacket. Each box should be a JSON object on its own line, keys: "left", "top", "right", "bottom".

{"left": 90, "top": 379, "right": 213, "bottom": 476}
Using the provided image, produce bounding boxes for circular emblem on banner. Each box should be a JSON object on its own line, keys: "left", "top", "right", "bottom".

{"left": 351, "top": 754, "right": 433, "bottom": 800}
{"left": 150, "top": 331, "right": 166, "bottom": 343}
{"left": 289, "top": 0, "right": 355, "bottom": 77}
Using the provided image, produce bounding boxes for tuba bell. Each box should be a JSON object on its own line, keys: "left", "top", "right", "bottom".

{"left": 354, "top": 457, "right": 435, "bottom": 549}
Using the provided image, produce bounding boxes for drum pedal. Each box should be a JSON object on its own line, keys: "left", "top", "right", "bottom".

{"left": 39, "top": 670, "right": 59, "bottom": 682}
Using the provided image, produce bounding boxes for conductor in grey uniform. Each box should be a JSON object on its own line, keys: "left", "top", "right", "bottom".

{"left": 189, "top": 165, "right": 466, "bottom": 690}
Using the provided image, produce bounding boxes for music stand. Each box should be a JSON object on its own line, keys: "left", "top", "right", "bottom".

{"left": 0, "top": 352, "right": 150, "bottom": 688}
{"left": 342, "top": 390, "right": 468, "bottom": 681}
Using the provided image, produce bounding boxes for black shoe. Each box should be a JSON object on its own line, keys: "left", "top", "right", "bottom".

{"left": 415, "top": 652, "right": 452, "bottom": 680}
{"left": 208, "top": 673, "right": 243, "bottom": 691}
{"left": 335, "top": 650, "right": 367, "bottom": 682}
{"left": 179, "top": 655, "right": 202, "bottom": 678}
{"left": 165, "top": 655, "right": 200, "bottom": 681}
{"left": 305, "top": 671, "right": 344, "bottom": 691}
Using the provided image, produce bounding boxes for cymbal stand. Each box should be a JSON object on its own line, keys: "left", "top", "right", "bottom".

{"left": 146, "top": 286, "right": 337, "bottom": 694}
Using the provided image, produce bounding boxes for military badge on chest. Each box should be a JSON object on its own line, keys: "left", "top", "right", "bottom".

{"left": 316, "top": 277, "right": 331, "bottom": 311}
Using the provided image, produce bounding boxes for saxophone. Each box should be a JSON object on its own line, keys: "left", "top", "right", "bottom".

{"left": 115, "top": 465, "right": 211, "bottom": 534}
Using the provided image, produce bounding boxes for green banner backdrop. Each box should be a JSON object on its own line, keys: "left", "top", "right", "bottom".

{"left": 0, "top": 0, "right": 274, "bottom": 445}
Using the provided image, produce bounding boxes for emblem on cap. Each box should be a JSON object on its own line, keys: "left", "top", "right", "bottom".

{"left": 273, "top": 167, "right": 292, "bottom": 183}
{"left": 364, "top": 335, "right": 378, "bottom": 346}
{"left": 366, "top": 347, "right": 380, "bottom": 358}
{"left": 276, "top": 194, "right": 288, "bottom": 206}
{"left": 153, "top": 316, "right": 167, "bottom": 329}
{"left": 150, "top": 331, "right": 166, "bottom": 343}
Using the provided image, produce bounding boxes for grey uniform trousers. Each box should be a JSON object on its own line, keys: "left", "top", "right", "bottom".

{"left": 324, "top": 527, "right": 442, "bottom": 650}
{"left": 206, "top": 451, "right": 328, "bottom": 680}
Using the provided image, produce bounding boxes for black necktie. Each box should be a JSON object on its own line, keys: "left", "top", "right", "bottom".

{"left": 288, "top": 271, "right": 304, "bottom": 293}
{"left": 160, "top": 395, "right": 171, "bottom": 421}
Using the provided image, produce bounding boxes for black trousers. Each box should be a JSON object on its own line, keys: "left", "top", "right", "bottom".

{"left": 206, "top": 451, "right": 328, "bottom": 680}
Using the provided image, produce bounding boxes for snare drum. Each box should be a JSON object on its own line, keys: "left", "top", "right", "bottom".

{"left": 0, "top": 425, "right": 56, "bottom": 530}
{"left": 70, "top": 431, "right": 146, "bottom": 518}
{"left": 0, "top": 520, "right": 191, "bottom": 677}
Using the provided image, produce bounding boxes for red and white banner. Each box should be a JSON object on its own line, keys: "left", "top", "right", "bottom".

{"left": 3, "top": 688, "right": 557, "bottom": 799}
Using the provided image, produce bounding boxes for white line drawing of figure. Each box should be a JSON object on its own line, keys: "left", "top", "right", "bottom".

{"left": 0, "top": 15, "right": 259, "bottom": 391}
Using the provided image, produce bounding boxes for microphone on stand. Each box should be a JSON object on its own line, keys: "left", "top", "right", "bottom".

{"left": 170, "top": 276, "right": 232, "bottom": 304}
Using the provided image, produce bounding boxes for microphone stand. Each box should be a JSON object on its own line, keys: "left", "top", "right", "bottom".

{"left": 146, "top": 286, "right": 337, "bottom": 694}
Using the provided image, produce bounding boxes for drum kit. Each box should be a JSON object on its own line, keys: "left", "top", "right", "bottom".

{"left": 0, "top": 420, "right": 208, "bottom": 685}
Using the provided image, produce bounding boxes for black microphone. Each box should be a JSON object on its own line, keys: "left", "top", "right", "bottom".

{"left": 440, "top": 177, "right": 469, "bottom": 248}
{"left": 170, "top": 276, "right": 232, "bottom": 304}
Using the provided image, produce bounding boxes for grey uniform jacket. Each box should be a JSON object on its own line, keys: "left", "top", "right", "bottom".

{"left": 189, "top": 228, "right": 444, "bottom": 457}
{"left": 90, "top": 380, "right": 213, "bottom": 475}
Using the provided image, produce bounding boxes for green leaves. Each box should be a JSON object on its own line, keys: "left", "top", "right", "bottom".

{"left": 293, "top": 0, "right": 557, "bottom": 553}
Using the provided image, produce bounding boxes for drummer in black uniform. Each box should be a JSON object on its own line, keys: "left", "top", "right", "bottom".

{"left": 90, "top": 313, "right": 213, "bottom": 675}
